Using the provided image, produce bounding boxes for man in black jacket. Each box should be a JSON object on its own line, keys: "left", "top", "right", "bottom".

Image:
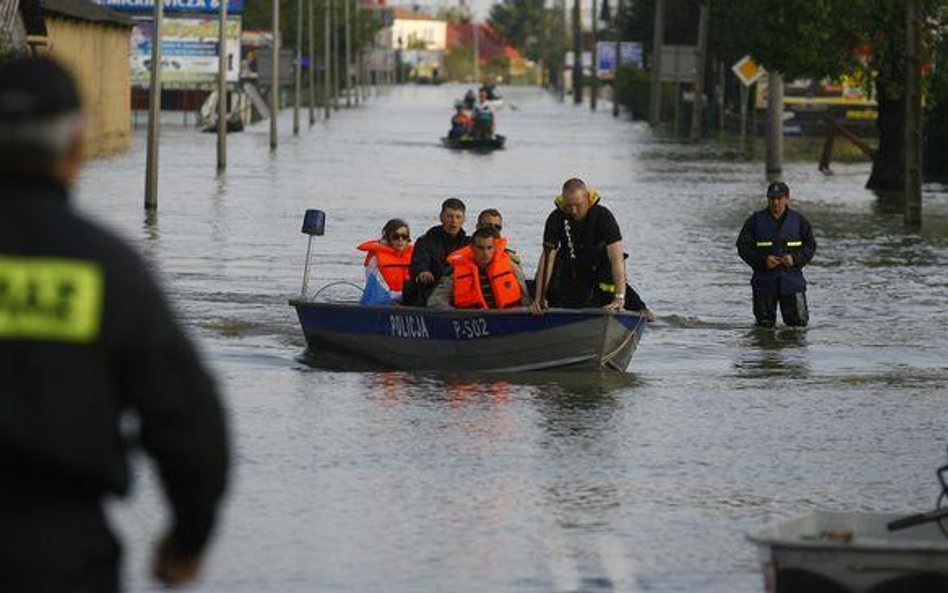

{"left": 0, "top": 57, "right": 229, "bottom": 592}
{"left": 531, "top": 178, "right": 651, "bottom": 319}
{"left": 403, "top": 197, "right": 469, "bottom": 305}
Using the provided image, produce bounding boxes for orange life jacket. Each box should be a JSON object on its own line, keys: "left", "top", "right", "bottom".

{"left": 447, "top": 238, "right": 522, "bottom": 309}
{"left": 357, "top": 240, "right": 413, "bottom": 292}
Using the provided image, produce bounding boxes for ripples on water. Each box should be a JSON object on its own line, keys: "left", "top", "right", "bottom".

{"left": 75, "top": 85, "right": 948, "bottom": 592}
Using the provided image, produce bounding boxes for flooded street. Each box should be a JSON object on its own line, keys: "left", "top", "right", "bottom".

{"left": 76, "top": 84, "right": 948, "bottom": 592}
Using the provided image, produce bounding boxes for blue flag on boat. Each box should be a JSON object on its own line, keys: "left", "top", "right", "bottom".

{"left": 360, "top": 271, "right": 395, "bottom": 306}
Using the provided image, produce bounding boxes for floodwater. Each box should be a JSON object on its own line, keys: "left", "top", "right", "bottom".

{"left": 76, "top": 84, "right": 948, "bottom": 592}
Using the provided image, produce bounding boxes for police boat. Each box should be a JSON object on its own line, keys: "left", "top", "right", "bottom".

{"left": 288, "top": 210, "right": 646, "bottom": 372}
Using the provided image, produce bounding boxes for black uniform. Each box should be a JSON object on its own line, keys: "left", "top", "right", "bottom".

{"left": 542, "top": 200, "right": 646, "bottom": 311}
{"left": 403, "top": 225, "right": 469, "bottom": 306}
{"left": 0, "top": 176, "right": 229, "bottom": 592}
{"left": 736, "top": 207, "right": 816, "bottom": 326}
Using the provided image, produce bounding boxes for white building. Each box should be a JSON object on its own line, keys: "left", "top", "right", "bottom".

{"left": 390, "top": 7, "right": 445, "bottom": 51}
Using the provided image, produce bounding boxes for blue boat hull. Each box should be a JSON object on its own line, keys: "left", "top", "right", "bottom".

{"left": 290, "top": 301, "right": 645, "bottom": 372}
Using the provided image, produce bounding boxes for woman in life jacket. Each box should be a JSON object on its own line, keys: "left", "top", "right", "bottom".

{"left": 357, "top": 219, "right": 414, "bottom": 304}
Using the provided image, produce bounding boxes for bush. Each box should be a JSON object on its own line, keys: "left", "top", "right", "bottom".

{"left": 614, "top": 65, "right": 650, "bottom": 120}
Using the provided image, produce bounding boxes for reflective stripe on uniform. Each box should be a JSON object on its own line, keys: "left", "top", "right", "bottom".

{"left": 0, "top": 256, "right": 104, "bottom": 342}
{"left": 755, "top": 241, "right": 773, "bottom": 247}
{"left": 786, "top": 240, "right": 803, "bottom": 247}
{"left": 598, "top": 282, "right": 615, "bottom": 293}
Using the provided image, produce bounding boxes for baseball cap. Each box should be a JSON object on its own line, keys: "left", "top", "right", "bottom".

{"left": 0, "top": 56, "right": 81, "bottom": 123}
{"left": 766, "top": 181, "right": 789, "bottom": 198}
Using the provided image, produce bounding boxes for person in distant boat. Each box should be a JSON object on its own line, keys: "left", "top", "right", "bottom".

{"left": 402, "top": 198, "right": 470, "bottom": 306}
{"left": 531, "top": 177, "right": 652, "bottom": 319}
{"left": 463, "top": 88, "right": 477, "bottom": 110}
{"left": 736, "top": 181, "right": 816, "bottom": 327}
{"left": 448, "top": 101, "right": 473, "bottom": 141}
{"left": 472, "top": 88, "right": 495, "bottom": 140}
{"left": 428, "top": 227, "right": 529, "bottom": 309}
{"left": 357, "top": 218, "right": 413, "bottom": 304}
{"left": 480, "top": 83, "right": 500, "bottom": 101}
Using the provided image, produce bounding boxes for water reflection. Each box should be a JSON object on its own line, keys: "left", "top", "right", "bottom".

{"left": 734, "top": 327, "right": 811, "bottom": 378}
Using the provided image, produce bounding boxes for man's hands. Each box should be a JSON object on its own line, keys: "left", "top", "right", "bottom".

{"left": 416, "top": 271, "right": 435, "bottom": 285}
{"left": 765, "top": 254, "right": 794, "bottom": 269}
{"left": 152, "top": 534, "right": 203, "bottom": 588}
{"left": 603, "top": 295, "right": 624, "bottom": 312}
{"left": 529, "top": 298, "right": 547, "bottom": 315}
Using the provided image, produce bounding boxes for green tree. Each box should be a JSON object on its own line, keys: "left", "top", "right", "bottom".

{"left": 488, "top": 0, "right": 563, "bottom": 85}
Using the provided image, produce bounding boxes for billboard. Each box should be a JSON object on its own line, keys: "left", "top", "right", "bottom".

{"left": 131, "top": 16, "right": 242, "bottom": 89}
{"left": 597, "top": 41, "right": 644, "bottom": 76}
{"left": 96, "top": 0, "right": 244, "bottom": 15}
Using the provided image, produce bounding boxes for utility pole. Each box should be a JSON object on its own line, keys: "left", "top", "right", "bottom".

{"left": 293, "top": 0, "right": 302, "bottom": 135}
{"left": 572, "top": 0, "right": 582, "bottom": 104}
{"left": 648, "top": 0, "right": 664, "bottom": 126}
{"left": 905, "top": 0, "right": 922, "bottom": 228}
{"left": 217, "top": 0, "right": 228, "bottom": 170}
{"left": 590, "top": 0, "right": 598, "bottom": 110}
{"left": 270, "top": 0, "right": 280, "bottom": 151}
{"left": 689, "top": 0, "right": 708, "bottom": 141}
{"left": 308, "top": 0, "right": 315, "bottom": 125}
{"left": 332, "top": 0, "right": 340, "bottom": 110}
{"left": 559, "top": 0, "right": 566, "bottom": 102}
{"left": 144, "top": 0, "right": 163, "bottom": 211}
{"left": 612, "top": 0, "right": 621, "bottom": 117}
{"left": 473, "top": 19, "right": 480, "bottom": 83}
{"left": 765, "top": 72, "right": 783, "bottom": 180}
{"left": 323, "top": 0, "right": 331, "bottom": 118}
{"left": 344, "top": 0, "right": 351, "bottom": 107}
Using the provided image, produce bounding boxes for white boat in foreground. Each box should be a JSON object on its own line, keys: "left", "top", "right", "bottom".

{"left": 748, "top": 511, "right": 948, "bottom": 592}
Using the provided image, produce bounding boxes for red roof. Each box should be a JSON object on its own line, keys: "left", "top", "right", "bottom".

{"left": 447, "top": 21, "right": 522, "bottom": 64}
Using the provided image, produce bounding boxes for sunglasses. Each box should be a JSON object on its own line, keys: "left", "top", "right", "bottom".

{"left": 391, "top": 233, "right": 411, "bottom": 241}
{"left": 482, "top": 223, "right": 502, "bottom": 232}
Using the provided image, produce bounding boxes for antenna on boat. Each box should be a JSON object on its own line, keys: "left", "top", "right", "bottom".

{"left": 300, "top": 209, "right": 326, "bottom": 299}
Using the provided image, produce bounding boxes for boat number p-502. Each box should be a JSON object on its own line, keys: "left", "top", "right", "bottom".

{"left": 452, "top": 318, "right": 490, "bottom": 339}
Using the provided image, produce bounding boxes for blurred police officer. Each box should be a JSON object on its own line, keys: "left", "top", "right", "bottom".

{"left": 736, "top": 181, "right": 817, "bottom": 327}
{"left": 0, "top": 57, "right": 229, "bottom": 591}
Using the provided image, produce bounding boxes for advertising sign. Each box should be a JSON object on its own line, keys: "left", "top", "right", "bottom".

{"left": 96, "top": 0, "right": 244, "bottom": 15}
{"left": 131, "top": 16, "right": 242, "bottom": 89}
{"left": 659, "top": 45, "right": 696, "bottom": 83}
{"left": 597, "top": 41, "right": 644, "bottom": 75}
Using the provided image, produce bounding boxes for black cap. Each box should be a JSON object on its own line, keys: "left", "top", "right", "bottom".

{"left": 766, "top": 181, "right": 789, "bottom": 198}
{"left": 0, "top": 57, "right": 81, "bottom": 123}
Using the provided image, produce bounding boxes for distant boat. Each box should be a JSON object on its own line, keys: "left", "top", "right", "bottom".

{"left": 289, "top": 301, "right": 646, "bottom": 372}
{"left": 441, "top": 134, "right": 506, "bottom": 151}
{"left": 201, "top": 117, "right": 244, "bottom": 134}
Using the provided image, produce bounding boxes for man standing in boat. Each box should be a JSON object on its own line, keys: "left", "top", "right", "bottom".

{"left": 427, "top": 227, "right": 530, "bottom": 309}
{"left": 531, "top": 178, "right": 651, "bottom": 318}
{"left": 403, "top": 198, "right": 470, "bottom": 306}
{"left": 736, "top": 181, "right": 817, "bottom": 327}
{"left": 0, "top": 57, "right": 229, "bottom": 592}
